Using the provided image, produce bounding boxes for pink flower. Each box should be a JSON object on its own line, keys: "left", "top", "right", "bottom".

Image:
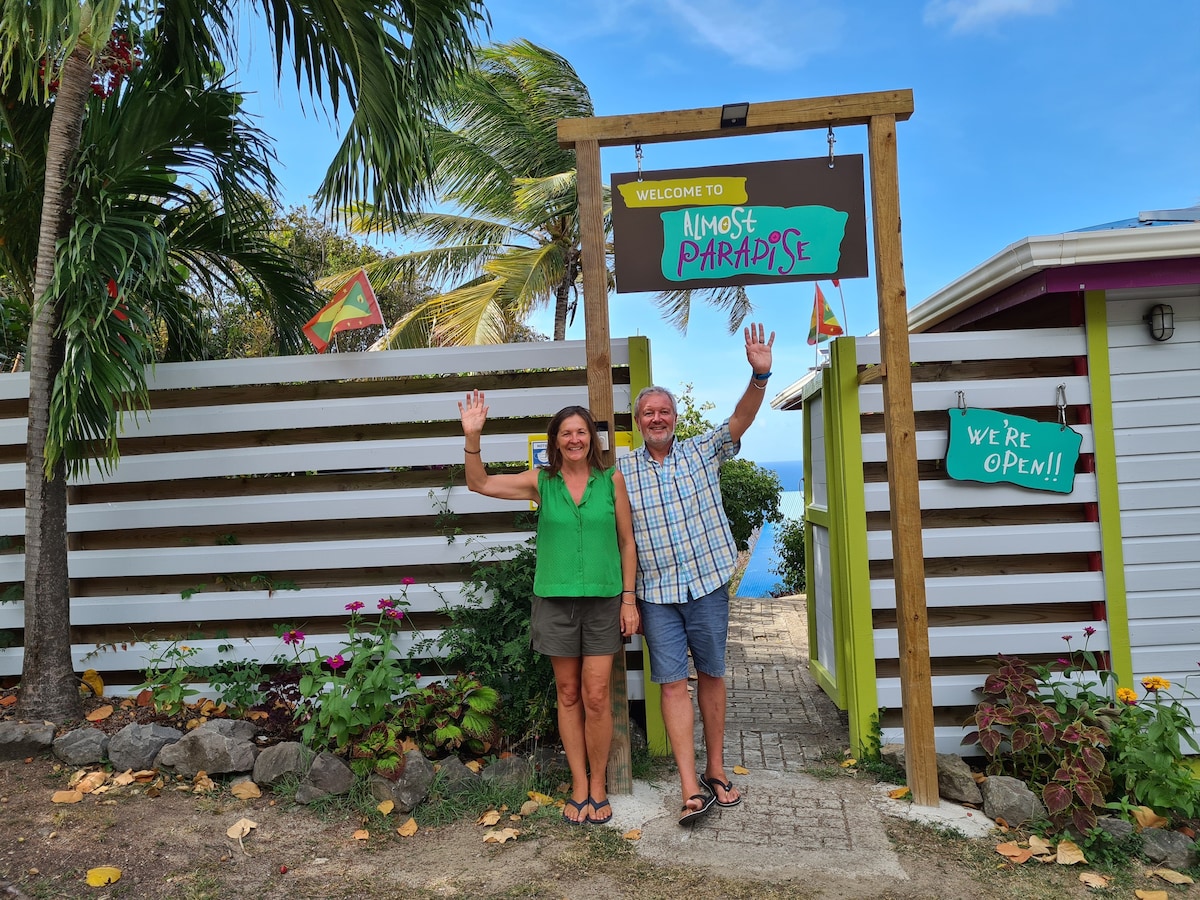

{"left": 1057, "top": 658, "right": 1070, "bottom": 667}
{"left": 401, "top": 577, "right": 415, "bottom": 586}
{"left": 282, "top": 630, "right": 304, "bottom": 645}
{"left": 1083, "top": 626, "right": 1096, "bottom": 637}
{"left": 345, "top": 601, "right": 364, "bottom": 612}
{"left": 1062, "top": 635, "right": 1072, "bottom": 643}
{"left": 385, "top": 608, "right": 402, "bottom": 620}
{"left": 378, "top": 598, "right": 395, "bottom": 610}
{"left": 326, "top": 654, "right": 346, "bottom": 670}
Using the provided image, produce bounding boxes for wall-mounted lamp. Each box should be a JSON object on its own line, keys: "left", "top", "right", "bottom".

{"left": 1145, "top": 303, "right": 1175, "bottom": 342}
{"left": 720, "top": 102, "right": 749, "bottom": 128}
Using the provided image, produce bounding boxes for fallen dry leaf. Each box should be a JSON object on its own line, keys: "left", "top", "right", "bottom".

{"left": 397, "top": 818, "right": 418, "bottom": 838}
{"left": 528, "top": 791, "right": 554, "bottom": 805}
{"left": 623, "top": 829, "right": 642, "bottom": 840}
{"left": 971, "top": 772, "right": 987, "bottom": 783}
{"left": 839, "top": 758, "right": 857, "bottom": 768}
{"left": 482, "top": 827, "right": 519, "bottom": 844}
{"left": 353, "top": 829, "right": 369, "bottom": 841}
{"left": 995, "top": 841, "right": 1033, "bottom": 864}
{"left": 85, "top": 704, "right": 113, "bottom": 722}
{"left": 85, "top": 866, "right": 121, "bottom": 887}
{"left": 68, "top": 768, "right": 87, "bottom": 788}
{"left": 518, "top": 800, "right": 539, "bottom": 817}
{"left": 1056, "top": 839, "right": 1087, "bottom": 865}
{"left": 401, "top": 737, "right": 419, "bottom": 753}
{"left": 1135, "top": 891, "right": 1169, "bottom": 900}
{"left": 77, "top": 772, "right": 107, "bottom": 794}
{"left": 80, "top": 670, "right": 105, "bottom": 698}
{"left": 244, "top": 710, "right": 269, "bottom": 722}
{"left": 888, "top": 787, "right": 911, "bottom": 800}
{"left": 131, "top": 770, "right": 157, "bottom": 782}
{"left": 377, "top": 800, "right": 394, "bottom": 816}
{"left": 0, "top": 695, "right": 17, "bottom": 708}
{"left": 51, "top": 790, "right": 83, "bottom": 804}
{"left": 226, "top": 818, "right": 257, "bottom": 840}
{"left": 464, "top": 759, "right": 483, "bottom": 773}
{"left": 111, "top": 770, "right": 134, "bottom": 787}
{"left": 732, "top": 765, "right": 749, "bottom": 775}
{"left": 1148, "top": 867, "right": 1194, "bottom": 885}
{"left": 192, "top": 774, "right": 216, "bottom": 793}
{"left": 135, "top": 689, "right": 154, "bottom": 707}
{"left": 230, "top": 781, "right": 260, "bottom": 800}
{"left": 1078, "top": 872, "right": 1110, "bottom": 888}
{"left": 1133, "top": 807, "right": 1169, "bottom": 830}
{"left": 1028, "top": 835, "right": 1053, "bottom": 854}
{"left": 477, "top": 810, "right": 501, "bottom": 827}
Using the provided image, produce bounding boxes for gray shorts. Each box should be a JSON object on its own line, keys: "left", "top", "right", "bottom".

{"left": 530, "top": 594, "right": 623, "bottom": 657}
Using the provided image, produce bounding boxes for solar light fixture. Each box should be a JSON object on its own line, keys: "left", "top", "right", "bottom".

{"left": 1144, "top": 303, "right": 1174, "bottom": 342}
{"left": 720, "top": 102, "right": 749, "bottom": 128}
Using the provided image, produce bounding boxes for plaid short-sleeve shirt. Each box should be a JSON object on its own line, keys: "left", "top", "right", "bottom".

{"left": 616, "top": 420, "right": 740, "bottom": 605}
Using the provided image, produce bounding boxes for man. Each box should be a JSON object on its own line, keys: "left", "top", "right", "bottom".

{"left": 617, "top": 323, "right": 775, "bottom": 826}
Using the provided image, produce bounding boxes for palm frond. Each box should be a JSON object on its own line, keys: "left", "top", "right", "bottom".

{"left": 652, "top": 286, "right": 754, "bottom": 335}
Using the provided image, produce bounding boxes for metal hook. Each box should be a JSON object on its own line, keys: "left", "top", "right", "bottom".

{"left": 1056, "top": 383, "right": 1068, "bottom": 430}
{"left": 635, "top": 142, "right": 644, "bottom": 182}
{"left": 827, "top": 126, "right": 836, "bottom": 169}
{"left": 956, "top": 390, "right": 966, "bottom": 415}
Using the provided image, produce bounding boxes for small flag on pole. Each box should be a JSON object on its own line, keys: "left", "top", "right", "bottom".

{"left": 303, "top": 269, "right": 384, "bottom": 353}
{"left": 807, "top": 283, "right": 844, "bottom": 345}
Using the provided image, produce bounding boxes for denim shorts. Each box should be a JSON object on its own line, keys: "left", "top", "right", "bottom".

{"left": 530, "top": 594, "right": 623, "bottom": 657}
{"left": 640, "top": 583, "right": 730, "bottom": 683}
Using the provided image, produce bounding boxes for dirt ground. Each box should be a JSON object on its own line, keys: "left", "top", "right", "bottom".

{"left": 0, "top": 752, "right": 1170, "bottom": 900}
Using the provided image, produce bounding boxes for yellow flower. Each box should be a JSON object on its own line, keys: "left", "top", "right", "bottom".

{"left": 1141, "top": 676, "right": 1171, "bottom": 692}
{"left": 1116, "top": 687, "right": 1138, "bottom": 705}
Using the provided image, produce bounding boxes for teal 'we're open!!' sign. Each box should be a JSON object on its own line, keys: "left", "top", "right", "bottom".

{"left": 945, "top": 408, "right": 1082, "bottom": 494}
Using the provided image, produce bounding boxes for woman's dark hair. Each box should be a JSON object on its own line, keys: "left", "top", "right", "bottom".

{"left": 544, "top": 405, "right": 605, "bottom": 476}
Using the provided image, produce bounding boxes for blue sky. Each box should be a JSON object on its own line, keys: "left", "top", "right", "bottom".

{"left": 236, "top": 0, "right": 1200, "bottom": 465}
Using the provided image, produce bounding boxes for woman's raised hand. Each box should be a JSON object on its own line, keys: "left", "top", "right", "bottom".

{"left": 458, "top": 390, "right": 488, "bottom": 437}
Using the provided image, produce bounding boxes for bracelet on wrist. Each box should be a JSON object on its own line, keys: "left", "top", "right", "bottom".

{"left": 464, "top": 448, "right": 481, "bottom": 454}
{"left": 752, "top": 371, "right": 772, "bottom": 381}
{"left": 621, "top": 600, "right": 637, "bottom": 606}
{"left": 750, "top": 380, "right": 767, "bottom": 391}
{"left": 622, "top": 589, "right": 635, "bottom": 594}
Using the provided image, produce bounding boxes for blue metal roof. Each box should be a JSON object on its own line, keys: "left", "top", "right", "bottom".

{"left": 1074, "top": 206, "right": 1200, "bottom": 232}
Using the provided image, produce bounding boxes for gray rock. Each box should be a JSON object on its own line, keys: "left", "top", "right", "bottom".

{"left": 107, "top": 723, "right": 182, "bottom": 771}
{"left": 880, "top": 743, "right": 906, "bottom": 771}
{"left": 1141, "top": 827, "right": 1198, "bottom": 871}
{"left": 1095, "top": 816, "right": 1134, "bottom": 842}
{"left": 0, "top": 721, "right": 56, "bottom": 760}
{"left": 52, "top": 728, "right": 110, "bottom": 766}
{"left": 253, "top": 741, "right": 313, "bottom": 787}
{"left": 156, "top": 720, "right": 259, "bottom": 776}
{"left": 935, "top": 753, "right": 983, "bottom": 805}
{"left": 296, "top": 751, "right": 354, "bottom": 803}
{"left": 979, "top": 775, "right": 1045, "bottom": 826}
{"left": 480, "top": 754, "right": 533, "bottom": 786}
{"left": 435, "top": 755, "right": 480, "bottom": 796}
{"left": 370, "top": 750, "right": 435, "bottom": 813}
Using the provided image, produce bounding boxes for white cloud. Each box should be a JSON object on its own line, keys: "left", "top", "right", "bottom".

{"left": 661, "top": 0, "right": 844, "bottom": 71}
{"left": 924, "top": 0, "right": 1067, "bottom": 33}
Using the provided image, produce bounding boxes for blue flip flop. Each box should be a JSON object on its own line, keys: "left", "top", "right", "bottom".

{"left": 562, "top": 797, "right": 589, "bottom": 825}
{"left": 587, "top": 797, "right": 612, "bottom": 825}
{"left": 699, "top": 773, "right": 743, "bottom": 808}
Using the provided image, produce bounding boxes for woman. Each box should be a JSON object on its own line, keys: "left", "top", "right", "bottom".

{"left": 459, "top": 390, "right": 638, "bottom": 825}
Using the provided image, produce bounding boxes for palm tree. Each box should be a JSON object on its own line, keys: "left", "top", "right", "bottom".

{"left": 0, "top": 0, "right": 486, "bottom": 722}
{"left": 324, "top": 40, "right": 752, "bottom": 348}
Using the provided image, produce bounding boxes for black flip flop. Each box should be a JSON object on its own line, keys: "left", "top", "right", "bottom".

{"left": 678, "top": 792, "right": 715, "bottom": 826}
{"left": 587, "top": 797, "right": 612, "bottom": 825}
{"left": 562, "top": 797, "right": 589, "bottom": 825}
{"left": 699, "top": 773, "right": 743, "bottom": 808}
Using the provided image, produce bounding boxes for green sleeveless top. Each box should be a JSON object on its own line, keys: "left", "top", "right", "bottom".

{"left": 533, "top": 467, "right": 622, "bottom": 597}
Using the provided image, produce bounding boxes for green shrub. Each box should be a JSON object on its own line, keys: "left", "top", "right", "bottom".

{"left": 718, "top": 458, "right": 783, "bottom": 551}
{"left": 771, "top": 517, "right": 806, "bottom": 594}
{"left": 437, "top": 538, "right": 556, "bottom": 745}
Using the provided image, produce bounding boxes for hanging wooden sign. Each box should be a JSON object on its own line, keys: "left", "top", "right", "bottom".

{"left": 610, "top": 156, "right": 867, "bottom": 293}
{"left": 945, "top": 408, "right": 1082, "bottom": 494}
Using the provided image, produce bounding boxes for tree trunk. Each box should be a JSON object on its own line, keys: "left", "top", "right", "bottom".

{"left": 19, "top": 46, "right": 94, "bottom": 723}
{"left": 552, "top": 280, "right": 571, "bottom": 341}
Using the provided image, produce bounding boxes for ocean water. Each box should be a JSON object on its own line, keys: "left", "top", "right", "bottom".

{"left": 736, "top": 457, "right": 804, "bottom": 598}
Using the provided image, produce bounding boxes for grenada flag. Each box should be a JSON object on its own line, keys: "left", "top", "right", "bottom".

{"left": 303, "top": 269, "right": 384, "bottom": 352}
{"left": 807, "top": 283, "right": 844, "bottom": 346}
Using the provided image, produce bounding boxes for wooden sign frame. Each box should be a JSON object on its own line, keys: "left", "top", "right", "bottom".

{"left": 558, "top": 89, "right": 938, "bottom": 807}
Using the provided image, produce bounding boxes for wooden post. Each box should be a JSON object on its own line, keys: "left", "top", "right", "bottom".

{"left": 867, "top": 114, "right": 938, "bottom": 807}
{"left": 575, "top": 137, "right": 632, "bottom": 794}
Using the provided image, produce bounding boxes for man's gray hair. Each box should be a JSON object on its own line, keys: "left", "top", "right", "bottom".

{"left": 633, "top": 386, "right": 677, "bottom": 418}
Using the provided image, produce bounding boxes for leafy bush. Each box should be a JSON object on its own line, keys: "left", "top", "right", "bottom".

{"left": 964, "top": 629, "right": 1200, "bottom": 834}
{"left": 287, "top": 590, "right": 421, "bottom": 751}
{"left": 437, "top": 539, "right": 556, "bottom": 744}
{"left": 771, "top": 517, "right": 806, "bottom": 595}
{"left": 718, "top": 458, "right": 783, "bottom": 551}
{"left": 136, "top": 640, "right": 202, "bottom": 714}
{"left": 392, "top": 673, "right": 500, "bottom": 758}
